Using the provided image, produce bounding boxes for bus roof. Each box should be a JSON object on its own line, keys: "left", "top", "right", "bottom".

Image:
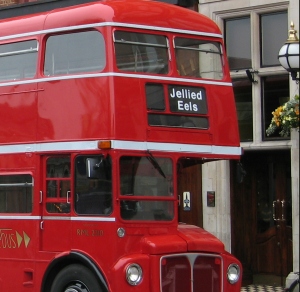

{"left": 0, "top": 0, "right": 222, "bottom": 40}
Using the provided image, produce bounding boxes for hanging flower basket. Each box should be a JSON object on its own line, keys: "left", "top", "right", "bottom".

{"left": 266, "top": 95, "right": 299, "bottom": 137}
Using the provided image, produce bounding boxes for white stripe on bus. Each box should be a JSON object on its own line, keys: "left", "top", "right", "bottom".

{"left": 43, "top": 216, "right": 116, "bottom": 222}
{"left": 0, "top": 216, "right": 40, "bottom": 220}
{"left": 0, "top": 72, "right": 232, "bottom": 88}
{"left": 0, "top": 140, "right": 242, "bottom": 156}
{"left": 0, "top": 215, "right": 116, "bottom": 222}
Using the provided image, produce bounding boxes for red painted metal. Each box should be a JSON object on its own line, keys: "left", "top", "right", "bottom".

{"left": 0, "top": 0, "right": 242, "bottom": 291}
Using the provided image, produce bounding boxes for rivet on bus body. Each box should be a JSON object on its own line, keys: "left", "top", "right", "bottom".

{"left": 117, "top": 227, "right": 126, "bottom": 238}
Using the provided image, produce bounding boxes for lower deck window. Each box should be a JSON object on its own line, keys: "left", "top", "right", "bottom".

{"left": 0, "top": 174, "right": 33, "bottom": 213}
{"left": 119, "top": 155, "right": 174, "bottom": 221}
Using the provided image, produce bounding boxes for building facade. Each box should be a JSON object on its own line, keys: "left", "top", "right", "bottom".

{"left": 198, "top": 0, "right": 299, "bottom": 286}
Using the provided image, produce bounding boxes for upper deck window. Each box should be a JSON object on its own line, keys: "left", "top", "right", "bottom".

{"left": 44, "top": 31, "right": 106, "bottom": 76}
{"left": 114, "top": 31, "right": 169, "bottom": 74}
{"left": 0, "top": 40, "right": 37, "bottom": 82}
{"left": 175, "top": 37, "right": 224, "bottom": 80}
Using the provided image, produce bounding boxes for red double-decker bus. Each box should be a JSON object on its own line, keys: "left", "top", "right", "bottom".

{"left": 0, "top": 0, "right": 243, "bottom": 291}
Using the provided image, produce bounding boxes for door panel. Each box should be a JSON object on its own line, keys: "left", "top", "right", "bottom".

{"left": 231, "top": 150, "right": 292, "bottom": 285}
{"left": 40, "top": 155, "right": 72, "bottom": 251}
{"left": 177, "top": 159, "right": 203, "bottom": 227}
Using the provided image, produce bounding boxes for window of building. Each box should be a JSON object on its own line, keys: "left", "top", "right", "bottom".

{"left": 225, "top": 17, "right": 251, "bottom": 70}
{"left": 44, "top": 30, "right": 106, "bottom": 76}
{"left": 0, "top": 40, "right": 37, "bottom": 82}
{"left": 233, "top": 78, "right": 253, "bottom": 141}
{"left": 260, "top": 12, "right": 288, "bottom": 67}
{"left": 0, "top": 174, "right": 33, "bottom": 213}
{"left": 262, "top": 75, "right": 289, "bottom": 139}
{"left": 224, "top": 10, "right": 289, "bottom": 142}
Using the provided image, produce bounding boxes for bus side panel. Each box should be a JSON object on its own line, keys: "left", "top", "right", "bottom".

{"left": 0, "top": 219, "right": 39, "bottom": 290}
{"left": 0, "top": 154, "right": 40, "bottom": 290}
{"left": 37, "top": 78, "right": 112, "bottom": 142}
{"left": 205, "top": 85, "right": 240, "bottom": 146}
{"left": 0, "top": 84, "right": 38, "bottom": 144}
{"left": 113, "top": 78, "right": 147, "bottom": 141}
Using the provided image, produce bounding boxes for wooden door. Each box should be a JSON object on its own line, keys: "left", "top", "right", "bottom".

{"left": 231, "top": 150, "right": 293, "bottom": 286}
{"left": 177, "top": 159, "right": 203, "bottom": 227}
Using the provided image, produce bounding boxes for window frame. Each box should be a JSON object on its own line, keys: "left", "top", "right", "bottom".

{"left": 215, "top": 4, "right": 290, "bottom": 146}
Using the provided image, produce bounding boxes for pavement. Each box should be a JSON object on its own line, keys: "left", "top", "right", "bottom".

{"left": 241, "top": 285, "right": 285, "bottom": 292}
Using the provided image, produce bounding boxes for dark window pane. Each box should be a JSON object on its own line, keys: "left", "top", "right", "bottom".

{"left": 46, "top": 156, "right": 71, "bottom": 214}
{"left": 263, "top": 75, "right": 289, "bottom": 139}
{"left": 261, "top": 12, "right": 288, "bottom": 67}
{"left": 75, "top": 155, "right": 112, "bottom": 215}
{"left": 148, "top": 114, "right": 208, "bottom": 129}
{"left": 225, "top": 17, "right": 251, "bottom": 70}
{"left": 119, "top": 156, "right": 174, "bottom": 221}
{"left": 146, "top": 84, "right": 165, "bottom": 110}
{"left": 0, "top": 174, "right": 33, "bottom": 213}
{"left": 233, "top": 78, "right": 253, "bottom": 141}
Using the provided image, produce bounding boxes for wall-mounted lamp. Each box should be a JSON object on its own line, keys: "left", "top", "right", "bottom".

{"left": 245, "top": 69, "right": 258, "bottom": 83}
{"left": 278, "top": 22, "right": 300, "bottom": 82}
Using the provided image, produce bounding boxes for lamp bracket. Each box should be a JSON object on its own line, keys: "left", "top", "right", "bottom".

{"left": 245, "top": 69, "right": 259, "bottom": 84}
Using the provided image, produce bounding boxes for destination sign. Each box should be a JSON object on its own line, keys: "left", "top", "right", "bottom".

{"left": 168, "top": 85, "right": 207, "bottom": 114}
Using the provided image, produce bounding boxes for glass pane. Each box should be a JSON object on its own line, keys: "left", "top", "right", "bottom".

{"left": 233, "top": 78, "right": 253, "bottom": 141}
{"left": 119, "top": 156, "right": 174, "bottom": 221}
{"left": 225, "top": 17, "right": 251, "bottom": 70}
{"left": 0, "top": 174, "right": 33, "bottom": 213}
{"left": 0, "top": 40, "right": 37, "bottom": 82}
{"left": 47, "top": 157, "right": 70, "bottom": 177}
{"left": 263, "top": 75, "right": 289, "bottom": 139}
{"left": 75, "top": 155, "right": 112, "bottom": 215}
{"left": 44, "top": 31, "right": 106, "bottom": 76}
{"left": 146, "top": 83, "right": 165, "bottom": 110}
{"left": 261, "top": 11, "right": 288, "bottom": 67}
{"left": 114, "top": 31, "right": 169, "bottom": 74}
{"left": 46, "top": 156, "right": 71, "bottom": 214}
{"left": 148, "top": 114, "right": 208, "bottom": 129}
{"left": 175, "top": 37, "right": 224, "bottom": 80}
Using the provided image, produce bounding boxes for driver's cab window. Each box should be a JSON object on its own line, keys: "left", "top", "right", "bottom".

{"left": 75, "top": 155, "right": 112, "bottom": 215}
{"left": 46, "top": 156, "right": 71, "bottom": 213}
